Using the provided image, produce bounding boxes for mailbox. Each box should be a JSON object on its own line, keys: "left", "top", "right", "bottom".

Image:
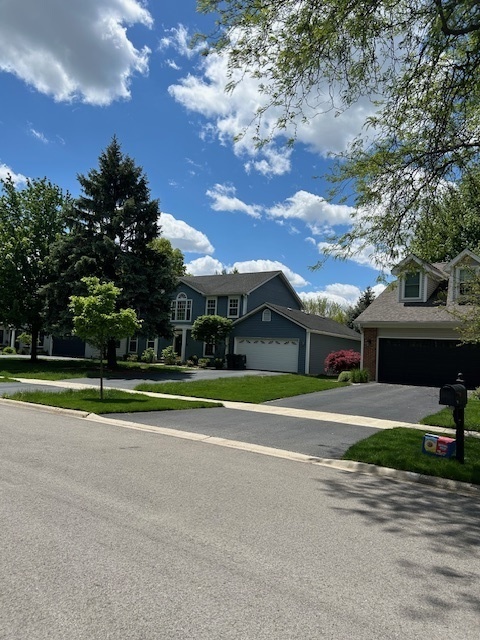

{"left": 439, "top": 383, "right": 467, "bottom": 408}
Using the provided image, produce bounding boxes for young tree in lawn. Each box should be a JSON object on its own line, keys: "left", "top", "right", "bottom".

{"left": 191, "top": 315, "right": 233, "bottom": 361}
{"left": 45, "top": 137, "right": 177, "bottom": 367}
{"left": 198, "top": 1, "right": 480, "bottom": 268}
{"left": 69, "top": 277, "right": 142, "bottom": 399}
{"left": 0, "top": 176, "right": 68, "bottom": 361}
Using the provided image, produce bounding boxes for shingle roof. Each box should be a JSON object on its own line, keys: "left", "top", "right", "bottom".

{"left": 180, "top": 271, "right": 295, "bottom": 297}
{"left": 258, "top": 303, "right": 361, "bottom": 339}
{"left": 355, "top": 282, "right": 455, "bottom": 325}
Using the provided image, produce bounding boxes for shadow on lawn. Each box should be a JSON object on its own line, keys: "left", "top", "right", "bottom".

{"left": 318, "top": 474, "right": 480, "bottom": 621}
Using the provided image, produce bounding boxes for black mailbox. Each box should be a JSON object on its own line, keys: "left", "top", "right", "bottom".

{"left": 439, "top": 383, "right": 467, "bottom": 408}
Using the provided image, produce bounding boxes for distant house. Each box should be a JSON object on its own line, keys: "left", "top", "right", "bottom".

{"left": 157, "top": 271, "right": 360, "bottom": 374}
{"left": 355, "top": 249, "right": 480, "bottom": 387}
{"left": 7, "top": 270, "right": 360, "bottom": 373}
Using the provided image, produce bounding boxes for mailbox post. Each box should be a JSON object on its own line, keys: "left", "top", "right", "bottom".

{"left": 438, "top": 374, "right": 467, "bottom": 464}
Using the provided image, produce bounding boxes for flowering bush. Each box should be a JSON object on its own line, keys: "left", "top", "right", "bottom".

{"left": 324, "top": 349, "right": 361, "bottom": 374}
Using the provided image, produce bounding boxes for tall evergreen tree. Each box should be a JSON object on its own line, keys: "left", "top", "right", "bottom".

{"left": 0, "top": 176, "right": 67, "bottom": 361}
{"left": 46, "top": 137, "right": 177, "bottom": 366}
{"left": 345, "top": 287, "right": 376, "bottom": 331}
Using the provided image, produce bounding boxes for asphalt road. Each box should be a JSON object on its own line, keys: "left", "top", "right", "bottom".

{"left": 1, "top": 403, "right": 479, "bottom": 639}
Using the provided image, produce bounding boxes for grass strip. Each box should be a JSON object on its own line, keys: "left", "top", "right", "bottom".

{"left": 0, "top": 357, "right": 183, "bottom": 381}
{"left": 2, "top": 388, "right": 221, "bottom": 414}
{"left": 421, "top": 397, "right": 480, "bottom": 432}
{"left": 135, "top": 374, "right": 347, "bottom": 403}
{"left": 343, "top": 427, "right": 480, "bottom": 485}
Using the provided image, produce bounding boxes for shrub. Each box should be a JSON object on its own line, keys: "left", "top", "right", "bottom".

{"left": 141, "top": 347, "right": 157, "bottom": 363}
{"left": 214, "top": 358, "right": 224, "bottom": 369}
{"left": 324, "top": 349, "right": 361, "bottom": 374}
{"left": 198, "top": 358, "right": 210, "bottom": 368}
{"left": 186, "top": 359, "right": 196, "bottom": 367}
{"left": 350, "top": 368, "right": 370, "bottom": 383}
{"left": 2, "top": 346, "right": 16, "bottom": 355}
{"left": 337, "top": 370, "right": 352, "bottom": 382}
{"left": 127, "top": 353, "right": 138, "bottom": 362}
{"left": 162, "top": 346, "right": 178, "bottom": 365}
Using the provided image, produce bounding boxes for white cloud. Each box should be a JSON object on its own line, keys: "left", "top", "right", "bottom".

{"left": 206, "top": 183, "right": 262, "bottom": 219}
{"left": 186, "top": 255, "right": 224, "bottom": 275}
{"left": 29, "top": 127, "right": 49, "bottom": 144}
{"left": 267, "top": 190, "right": 354, "bottom": 231}
{"left": 300, "top": 282, "right": 386, "bottom": 307}
{"left": 159, "top": 24, "right": 203, "bottom": 59}
{"left": 232, "top": 259, "right": 308, "bottom": 288}
{"left": 159, "top": 212, "right": 214, "bottom": 255}
{"left": 0, "top": 163, "right": 27, "bottom": 185}
{"left": 0, "top": 0, "right": 152, "bottom": 105}
{"left": 168, "top": 37, "right": 376, "bottom": 176}
{"left": 185, "top": 255, "right": 308, "bottom": 288}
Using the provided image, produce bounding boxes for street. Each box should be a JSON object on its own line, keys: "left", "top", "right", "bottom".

{"left": 1, "top": 402, "right": 479, "bottom": 639}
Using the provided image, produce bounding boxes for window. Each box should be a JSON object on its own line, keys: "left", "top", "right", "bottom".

{"left": 206, "top": 298, "right": 217, "bottom": 315}
{"left": 458, "top": 268, "right": 476, "bottom": 296}
{"left": 128, "top": 337, "right": 138, "bottom": 353}
{"left": 262, "top": 309, "right": 271, "bottom": 322}
{"left": 171, "top": 293, "right": 192, "bottom": 322}
{"left": 147, "top": 338, "right": 156, "bottom": 350}
{"left": 228, "top": 296, "right": 240, "bottom": 318}
{"left": 403, "top": 272, "right": 420, "bottom": 299}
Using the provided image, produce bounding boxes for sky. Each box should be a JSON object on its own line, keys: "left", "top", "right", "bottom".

{"left": 0, "top": 0, "right": 387, "bottom": 307}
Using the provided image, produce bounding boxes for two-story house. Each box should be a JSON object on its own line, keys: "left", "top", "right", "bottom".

{"left": 355, "top": 249, "right": 480, "bottom": 388}
{"left": 158, "top": 270, "right": 360, "bottom": 375}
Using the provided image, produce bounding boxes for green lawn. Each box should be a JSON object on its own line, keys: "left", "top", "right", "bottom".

{"left": 2, "top": 388, "right": 221, "bottom": 414}
{"left": 343, "top": 428, "right": 480, "bottom": 485}
{"left": 421, "top": 397, "right": 480, "bottom": 432}
{"left": 0, "top": 357, "right": 183, "bottom": 381}
{"left": 135, "top": 374, "right": 347, "bottom": 403}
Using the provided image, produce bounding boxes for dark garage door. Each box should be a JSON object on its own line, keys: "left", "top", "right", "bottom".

{"left": 378, "top": 338, "right": 480, "bottom": 388}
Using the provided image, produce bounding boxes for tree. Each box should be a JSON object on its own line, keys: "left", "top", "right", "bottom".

{"left": 45, "top": 137, "right": 177, "bottom": 367}
{"left": 408, "top": 170, "right": 480, "bottom": 263}
{"left": 0, "top": 176, "right": 68, "bottom": 361}
{"left": 149, "top": 237, "right": 186, "bottom": 276}
{"left": 301, "top": 296, "right": 348, "bottom": 324}
{"left": 69, "top": 277, "right": 142, "bottom": 399}
{"left": 345, "top": 287, "right": 376, "bottom": 331}
{"left": 191, "top": 315, "right": 233, "bottom": 359}
{"left": 198, "top": 1, "right": 480, "bottom": 266}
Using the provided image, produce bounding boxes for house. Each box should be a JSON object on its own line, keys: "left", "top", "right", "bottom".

{"left": 158, "top": 270, "right": 360, "bottom": 374}
{"left": 355, "top": 249, "right": 480, "bottom": 388}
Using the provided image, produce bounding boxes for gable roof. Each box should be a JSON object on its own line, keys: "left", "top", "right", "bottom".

{"left": 235, "top": 303, "right": 361, "bottom": 340}
{"left": 354, "top": 281, "right": 454, "bottom": 325}
{"left": 444, "top": 248, "right": 480, "bottom": 272}
{"left": 391, "top": 254, "right": 448, "bottom": 280}
{"left": 179, "top": 271, "right": 303, "bottom": 306}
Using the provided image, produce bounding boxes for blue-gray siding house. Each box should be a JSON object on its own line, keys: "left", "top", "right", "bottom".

{"left": 157, "top": 271, "right": 360, "bottom": 374}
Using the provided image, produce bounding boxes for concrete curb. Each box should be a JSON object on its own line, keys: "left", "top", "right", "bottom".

{"left": 1, "top": 396, "right": 479, "bottom": 496}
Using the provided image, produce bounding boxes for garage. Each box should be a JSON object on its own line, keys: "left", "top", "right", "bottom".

{"left": 234, "top": 337, "right": 299, "bottom": 373}
{"left": 378, "top": 338, "right": 480, "bottom": 388}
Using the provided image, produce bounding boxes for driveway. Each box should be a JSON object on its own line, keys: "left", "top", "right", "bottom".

{"left": 269, "top": 382, "right": 442, "bottom": 425}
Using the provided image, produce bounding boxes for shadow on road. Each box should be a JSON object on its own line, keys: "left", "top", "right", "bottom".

{"left": 317, "top": 474, "right": 480, "bottom": 621}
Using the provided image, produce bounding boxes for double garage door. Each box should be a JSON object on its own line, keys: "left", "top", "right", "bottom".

{"left": 234, "top": 337, "right": 299, "bottom": 373}
{"left": 378, "top": 338, "right": 480, "bottom": 388}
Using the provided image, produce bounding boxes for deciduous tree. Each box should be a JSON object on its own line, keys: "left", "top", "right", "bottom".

{"left": 198, "top": 1, "right": 480, "bottom": 266}
{"left": 191, "top": 315, "right": 233, "bottom": 359}
{"left": 0, "top": 176, "right": 67, "bottom": 360}
{"left": 69, "top": 277, "right": 141, "bottom": 399}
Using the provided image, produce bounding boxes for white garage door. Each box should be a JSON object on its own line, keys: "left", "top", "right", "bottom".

{"left": 234, "top": 337, "right": 299, "bottom": 373}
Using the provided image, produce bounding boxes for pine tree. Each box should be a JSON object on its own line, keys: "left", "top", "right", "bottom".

{"left": 46, "top": 137, "right": 177, "bottom": 366}
{"left": 345, "top": 287, "right": 376, "bottom": 331}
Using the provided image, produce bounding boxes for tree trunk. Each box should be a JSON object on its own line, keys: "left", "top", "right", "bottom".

{"left": 106, "top": 337, "right": 117, "bottom": 369}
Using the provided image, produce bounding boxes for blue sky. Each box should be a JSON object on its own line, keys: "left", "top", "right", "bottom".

{"left": 0, "top": 0, "right": 386, "bottom": 306}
